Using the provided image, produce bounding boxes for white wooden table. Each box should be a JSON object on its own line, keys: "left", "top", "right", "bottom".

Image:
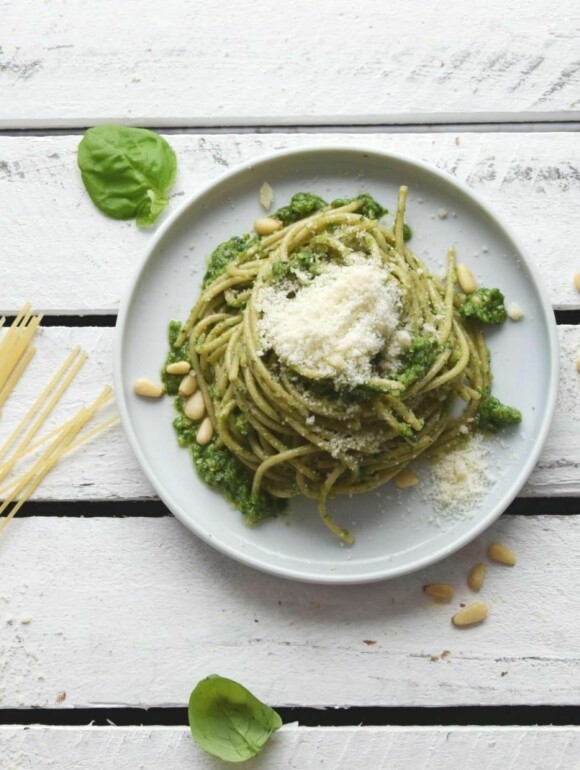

{"left": 2, "top": 1, "right": 580, "bottom": 767}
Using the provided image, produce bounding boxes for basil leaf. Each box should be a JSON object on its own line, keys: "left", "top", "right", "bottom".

{"left": 77, "top": 124, "right": 177, "bottom": 227}
{"left": 188, "top": 674, "right": 282, "bottom": 762}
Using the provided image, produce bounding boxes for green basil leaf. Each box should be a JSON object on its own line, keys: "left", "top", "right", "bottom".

{"left": 188, "top": 675, "right": 282, "bottom": 763}
{"left": 77, "top": 124, "right": 177, "bottom": 227}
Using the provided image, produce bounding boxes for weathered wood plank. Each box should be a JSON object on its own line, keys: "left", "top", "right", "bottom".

{"left": 1, "top": 325, "right": 577, "bottom": 501}
{"left": 1, "top": 726, "right": 579, "bottom": 770}
{"left": 1, "top": 133, "right": 580, "bottom": 312}
{"left": 0, "top": 515, "right": 578, "bottom": 708}
{"left": 2, "top": 0, "right": 580, "bottom": 126}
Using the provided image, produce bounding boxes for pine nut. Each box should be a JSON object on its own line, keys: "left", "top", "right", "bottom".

{"left": 574, "top": 272, "right": 580, "bottom": 291}
{"left": 259, "top": 182, "right": 274, "bottom": 210}
{"left": 576, "top": 357, "right": 580, "bottom": 374}
{"left": 487, "top": 541, "right": 517, "bottom": 566}
{"left": 133, "top": 378, "right": 164, "bottom": 398}
{"left": 452, "top": 601, "right": 488, "bottom": 627}
{"left": 196, "top": 417, "right": 214, "bottom": 445}
{"left": 394, "top": 469, "right": 419, "bottom": 489}
{"left": 457, "top": 264, "right": 477, "bottom": 294}
{"left": 254, "top": 216, "right": 283, "bottom": 236}
{"left": 184, "top": 390, "right": 205, "bottom": 421}
{"left": 178, "top": 373, "right": 197, "bottom": 397}
{"left": 166, "top": 360, "right": 190, "bottom": 375}
{"left": 467, "top": 562, "right": 487, "bottom": 592}
{"left": 423, "top": 583, "right": 455, "bottom": 603}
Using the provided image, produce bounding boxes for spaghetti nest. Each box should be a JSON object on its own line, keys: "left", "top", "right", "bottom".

{"left": 176, "top": 187, "right": 492, "bottom": 543}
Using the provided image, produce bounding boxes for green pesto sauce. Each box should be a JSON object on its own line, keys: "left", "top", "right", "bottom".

{"left": 330, "top": 193, "right": 388, "bottom": 220}
{"left": 202, "top": 233, "right": 257, "bottom": 288}
{"left": 460, "top": 288, "right": 507, "bottom": 325}
{"left": 396, "top": 336, "right": 438, "bottom": 388}
{"left": 274, "top": 192, "right": 327, "bottom": 226}
{"left": 162, "top": 320, "right": 191, "bottom": 394}
{"left": 167, "top": 323, "right": 286, "bottom": 525}
{"left": 274, "top": 191, "right": 389, "bottom": 226}
{"left": 476, "top": 392, "right": 522, "bottom": 433}
{"left": 270, "top": 248, "right": 321, "bottom": 283}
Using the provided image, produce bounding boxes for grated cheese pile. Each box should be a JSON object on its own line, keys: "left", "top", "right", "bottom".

{"left": 425, "top": 434, "right": 494, "bottom": 522}
{"left": 256, "top": 257, "right": 402, "bottom": 388}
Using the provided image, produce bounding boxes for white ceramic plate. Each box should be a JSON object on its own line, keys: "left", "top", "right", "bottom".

{"left": 114, "top": 146, "right": 558, "bottom": 584}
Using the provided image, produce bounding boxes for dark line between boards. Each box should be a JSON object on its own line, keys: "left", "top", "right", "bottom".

{"left": 17, "top": 314, "right": 117, "bottom": 327}
{"left": 0, "top": 705, "right": 578, "bottom": 728}
{"left": 2, "top": 310, "right": 578, "bottom": 328}
{"left": 2, "top": 120, "right": 580, "bottom": 137}
{"left": 17, "top": 497, "right": 580, "bottom": 518}
{"left": 555, "top": 309, "right": 580, "bottom": 325}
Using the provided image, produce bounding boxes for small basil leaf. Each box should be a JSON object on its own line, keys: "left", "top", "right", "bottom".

{"left": 188, "top": 674, "right": 282, "bottom": 763}
{"left": 77, "top": 124, "right": 177, "bottom": 227}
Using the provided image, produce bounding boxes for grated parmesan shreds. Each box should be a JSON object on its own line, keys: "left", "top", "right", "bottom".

{"left": 257, "top": 257, "right": 403, "bottom": 388}
{"left": 425, "top": 434, "right": 494, "bottom": 523}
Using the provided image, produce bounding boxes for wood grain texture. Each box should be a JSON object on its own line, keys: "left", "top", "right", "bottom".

{"left": 1, "top": 325, "right": 578, "bottom": 501}
{"left": 1, "top": 0, "right": 580, "bottom": 126}
{"left": 0, "top": 515, "right": 578, "bottom": 708}
{"left": 2, "top": 726, "right": 579, "bottom": 769}
{"left": 2, "top": 132, "right": 580, "bottom": 312}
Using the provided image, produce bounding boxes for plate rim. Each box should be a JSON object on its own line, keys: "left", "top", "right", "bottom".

{"left": 113, "top": 143, "right": 559, "bottom": 584}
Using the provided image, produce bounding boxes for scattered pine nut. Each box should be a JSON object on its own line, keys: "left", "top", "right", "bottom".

{"left": 165, "top": 360, "right": 190, "bottom": 375}
{"left": 506, "top": 302, "right": 524, "bottom": 321}
{"left": 576, "top": 357, "right": 580, "bottom": 374}
{"left": 178, "top": 373, "right": 197, "bottom": 397}
{"left": 457, "top": 264, "right": 477, "bottom": 294}
{"left": 394, "top": 469, "right": 419, "bottom": 489}
{"left": 467, "top": 562, "right": 487, "bottom": 592}
{"left": 423, "top": 583, "right": 455, "bottom": 603}
{"left": 487, "top": 541, "right": 517, "bottom": 566}
{"left": 452, "top": 601, "right": 488, "bottom": 627}
{"left": 259, "top": 182, "right": 274, "bottom": 211}
{"left": 574, "top": 272, "right": 580, "bottom": 292}
{"left": 133, "top": 378, "right": 164, "bottom": 398}
{"left": 184, "top": 390, "right": 205, "bottom": 421}
{"left": 254, "top": 216, "right": 283, "bottom": 236}
{"left": 196, "top": 416, "right": 214, "bottom": 445}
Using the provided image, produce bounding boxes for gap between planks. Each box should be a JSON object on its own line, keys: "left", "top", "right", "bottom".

{"left": 14, "top": 498, "right": 580, "bottom": 519}
{"left": 0, "top": 705, "right": 579, "bottom": 727}
{"left": 1, "top": 311, "right": 578, "bottom": 326}
{"left": 3, "top": 120, "right": 580, "bottom": 137}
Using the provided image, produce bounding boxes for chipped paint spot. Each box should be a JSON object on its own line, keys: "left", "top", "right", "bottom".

{"left": 0, "top": 48, "right": 43, "bottom": 82}
{"left": 508, "top": 55, "right": 545, "bottom": 93}
{"left": 0, "top": 160, "right": 25, "bottom": 181}
{"left": 436, "top": 50, "right": 472, "bottom": 83}
{"left": 471, "top": 51, "right": 522, "bottom": 86}
{"left": 466, "top": 155, "right": 497, "bottom": 185}
{"left": 535, "top": 60, "right": 580, "bottom": 104}
{"left": 502, "top": 161, "right": 580, "bottom": 193}
{"left": 198, "top": 137, "right": 229, "bottom": 167}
